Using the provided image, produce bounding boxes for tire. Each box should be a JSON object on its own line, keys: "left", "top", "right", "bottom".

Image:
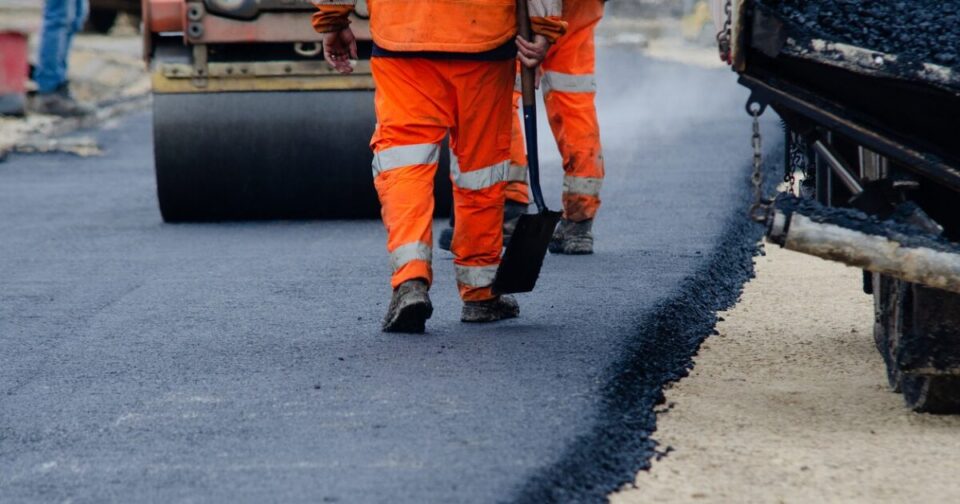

{"left": 85, "top": 8, "right": 118, "bottom": 34}
{"left": 873, "top": 274, "right": 902, "bottom": 392}
{"left": 901, "top": 375, "right": 960, "bottom": 414}
{"left": 874, "top": 276, "right": 960, "bottom": 413}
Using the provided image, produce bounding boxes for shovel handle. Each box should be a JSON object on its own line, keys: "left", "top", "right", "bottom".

{"left": 516, "top": 0, "right": 536, "bottom": 107}
{"left": 516, "top": 0, "right": 548, "bottom": 213}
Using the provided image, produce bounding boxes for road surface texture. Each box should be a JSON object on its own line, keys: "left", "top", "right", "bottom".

{"left": 612, "top": 246, "right": 960, "bottom": 503}
{"left": 0, "top": 48, "right": 780, "bottom": 503}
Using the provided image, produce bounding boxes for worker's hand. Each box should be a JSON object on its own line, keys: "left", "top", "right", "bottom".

{"left": 323, "top": 28, "right": 358, "bottom": 74}
{"left": 516, "top": 34, "right": 551, "bottom": 69}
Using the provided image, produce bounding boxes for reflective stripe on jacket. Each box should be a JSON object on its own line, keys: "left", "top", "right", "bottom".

{"left": 312, "top": 0, "right": 566, "bottom": 51}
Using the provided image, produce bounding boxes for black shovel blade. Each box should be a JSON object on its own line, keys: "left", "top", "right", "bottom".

{"left": 492, "top": 210, "right": 562, "bottom": 294}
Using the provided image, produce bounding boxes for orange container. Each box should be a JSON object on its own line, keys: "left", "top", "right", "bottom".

{"left": 0, "top": 31, "right": 29, "bottom": 116}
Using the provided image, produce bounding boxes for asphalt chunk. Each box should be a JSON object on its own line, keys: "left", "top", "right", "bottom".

{"left": 759, "top": 0, "right": 960, "bottom": 69}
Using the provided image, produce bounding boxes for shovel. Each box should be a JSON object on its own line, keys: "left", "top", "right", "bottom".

{"left": 492, "top": 1, "right": 562, "bottom": 295}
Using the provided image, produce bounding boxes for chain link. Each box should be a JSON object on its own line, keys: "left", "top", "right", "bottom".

{"left": 716, "top": 0, "right": 733, "bottom": 63}
{"left": 748, "top": 104, "right": 769, "bottom": 223}
{"left": 783, "top": 162, "right": 796, "bottom": 196}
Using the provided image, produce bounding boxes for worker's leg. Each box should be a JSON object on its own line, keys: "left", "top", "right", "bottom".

{"left": 67, "top": 0, "right": 89, "bottom": 51}
{"left": 446, "top": 58, "right": 516, "bottom": 303}
{"left": 31, "top": 0, "right": 92, "bottom": 116}
{"left": 370, "top": 57, "right": 453, "bottom": 291}
{"left": 543, "top": 0, "right": 605, "bottom": 223}
{"left": 35, "top": 0, "right": 72, "bottom": 94}
{"left": 437, "top": 76, "right": 526, "bottom": 253}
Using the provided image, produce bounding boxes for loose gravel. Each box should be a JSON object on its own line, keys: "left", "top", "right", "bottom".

{"left": 758, "top": 0, "right": 960, "bottom": 68}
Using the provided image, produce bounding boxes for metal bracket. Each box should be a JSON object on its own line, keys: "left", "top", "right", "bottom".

{"left": 186, "top": 2, "right": 205, "bottom": 40}
{"left": 745, "top": 94, "right": 768, "bottom": 117}
{"left": 813, "top": 140, "right": 863, "bottom": 195}
{"left": 160, "top": 59, "right": 372, "bottom": 80}
{"left": 192, "top": 44, "right": 208, "bottom": 88}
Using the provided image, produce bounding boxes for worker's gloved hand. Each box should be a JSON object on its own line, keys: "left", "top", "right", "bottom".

{"left": 323, "top": 28, "right": 358, "bottom": 74}
{"left": 516, "top": 34, "right": 551, "bottom": 70}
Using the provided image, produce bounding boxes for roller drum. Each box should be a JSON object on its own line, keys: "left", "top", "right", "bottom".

{"left": 153, "top": 90, "right": 453, "bottom": 221}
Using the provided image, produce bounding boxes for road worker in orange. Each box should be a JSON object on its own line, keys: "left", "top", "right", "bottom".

{"left": 440, "top": 0, "right": 605, "bottom": 254}
{"left": 313, "top": 0, "right": 566, "bottom": 333}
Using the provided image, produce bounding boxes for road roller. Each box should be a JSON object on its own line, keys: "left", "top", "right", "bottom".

{"left": 713, "top": 0, "right": 960, "bottom": 412}
{"left": 143, "top": 0, "right": 452, "bottom": 221}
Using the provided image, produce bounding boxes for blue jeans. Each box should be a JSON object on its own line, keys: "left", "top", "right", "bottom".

{"left": 35, "top": 0, "right": 89, "bottom": 94}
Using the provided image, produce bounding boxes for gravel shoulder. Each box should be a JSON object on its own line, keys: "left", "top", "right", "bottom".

{"left": 611, "top": 245, "right": 960, "bottom": 503}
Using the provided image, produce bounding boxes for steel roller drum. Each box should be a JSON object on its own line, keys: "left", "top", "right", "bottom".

{"left": 153, "top": 90, "right": 453, "bottom": 221}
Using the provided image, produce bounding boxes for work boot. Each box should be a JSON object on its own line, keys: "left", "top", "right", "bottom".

{"left": 461, "top": 295, "right": 520, "bottom": 323}
{"left": 549, "top": 218, "right": 594, "bottom": 255}
{"left": 28, "top": 83, "right": 93, "bottom": 117}
{"left": 382, "top": 279, "right": 433, "bottom": 333}
{"left": 438, "top": 200, "right": 529, "bottom": 251}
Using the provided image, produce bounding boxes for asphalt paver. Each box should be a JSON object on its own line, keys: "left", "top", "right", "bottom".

{"left": 0, "top": 49, "right": 781, "bottom": 503}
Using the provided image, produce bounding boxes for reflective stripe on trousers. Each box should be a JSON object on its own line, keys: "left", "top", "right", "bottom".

{"left": 450, "top": 149, "right": 527, "bottom": 185}
{"left": 541, "top": 71, "right": 597, "bottom": 95}
{"left": 372, "top": 143, "right": 441, "bottom": 177}
{"left": 455, "top": 264, "right": 499, "bottom": 288}
{"left": 450, "top": 153, "right": 511, "bottom": 191}
{"left": 506, "top": 163, "right": 527, "bottom": 183}
{"left": 513, "top": 71, "right": 597, "bottom": 95}
{"left": 563, "top": 175, "right": 602, "bottom": 197}
{"left": 390, "top": 241, "right": 432, "bottom": 271}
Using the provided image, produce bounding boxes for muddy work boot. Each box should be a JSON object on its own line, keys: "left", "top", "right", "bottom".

{"left": 549, "top": 218, "right": 594, "bottom": 255}
{"left": 28, "top": 87, "right": 94, "bottom": 117}
{"left": 461, "top": 295, "right": 520, "bottom": 323}
{"left": 382, "top": 279, "right": 433, "bottom": 333}
{"left": 438, "top": 200, "right": 528, "bottom": 251}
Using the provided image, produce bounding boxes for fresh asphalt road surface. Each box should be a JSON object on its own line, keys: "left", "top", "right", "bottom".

{"left": 0, "top": 49, "right": 780, "bottom": 503}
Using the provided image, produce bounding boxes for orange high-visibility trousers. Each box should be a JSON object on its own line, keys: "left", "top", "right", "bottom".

{"left": 371, "top": 56, "right": 515, "bottom": 302}
{"left": 505, "top": 0, "right": 605, "bottom": 222}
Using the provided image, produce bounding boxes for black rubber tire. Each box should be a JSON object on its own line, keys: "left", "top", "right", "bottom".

{"left": 85, "top": 8, "right": 118, "bottom": 34}
{"left": 874, "top": 275, "right": 960, "bottom": 413}
{"left": 873, "top": 274, "right": 903, "bottom": 392}
{"left": 153, "top": 92, "right": 453, "bottom": 221}
{"left": 902, "top": 375, "right": 960, "bottom": 414}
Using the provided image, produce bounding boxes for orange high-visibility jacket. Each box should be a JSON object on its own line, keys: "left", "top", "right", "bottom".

{"left": 312, "top": 0, "right": 566, "bottom": 52}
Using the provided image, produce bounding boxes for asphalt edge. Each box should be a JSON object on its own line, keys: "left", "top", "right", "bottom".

{"left": 512, "top": 136, "right": 784, "bottom": 504}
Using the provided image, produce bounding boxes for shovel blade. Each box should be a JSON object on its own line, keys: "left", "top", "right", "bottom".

{"left": 492, "top": 210, "right": 562, "bottom": 294}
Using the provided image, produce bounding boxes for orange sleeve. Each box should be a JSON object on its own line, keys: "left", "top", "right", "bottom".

{"left": 311, "top": 3, "right": 354, "bottom": 33}
{"left": 530, "top": 16, "right": 568, "bottom": 43}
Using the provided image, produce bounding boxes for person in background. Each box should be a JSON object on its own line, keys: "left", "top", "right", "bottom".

{"left": 29, "top": 0, "right": 94, "bottom": 117}
{"left": 440, "top": 0, "right": 605, "bottom": 255}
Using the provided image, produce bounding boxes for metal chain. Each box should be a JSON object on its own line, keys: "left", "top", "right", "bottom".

{"left": 716, "top": 0, "right": 733, "bottom": 63}
{"left": 748, "top": 103, "right": 769, "bottom": 223}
